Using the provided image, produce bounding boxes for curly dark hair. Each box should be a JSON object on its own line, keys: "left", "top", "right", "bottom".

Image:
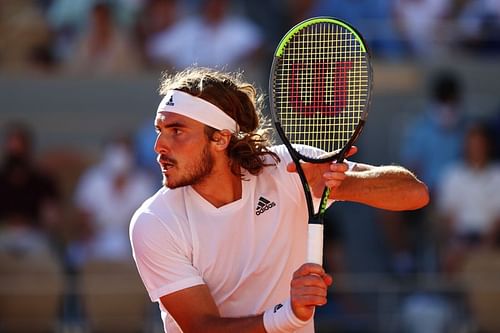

{"left": 159, "top": 67, "right": 280, "bottom": 176}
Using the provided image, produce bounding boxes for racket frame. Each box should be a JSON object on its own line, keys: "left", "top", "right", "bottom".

{"left": 269, "top": 17, "right": 373, "bottom": 264}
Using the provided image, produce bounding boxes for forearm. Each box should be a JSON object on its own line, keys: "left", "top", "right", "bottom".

{"left": 160, "top": 266, "right": 325, "bottom": 333}
{"left": 188, "top": 307, "right": 309, "bottom": 333}
{"left": 160, "top": 285, "right": 268, "bottom": 333}
{"left": 333, "top": 165, "right": 429, "bottom": 210}
{"left": 189, "top": 314, "right": 266, "bottom": 333}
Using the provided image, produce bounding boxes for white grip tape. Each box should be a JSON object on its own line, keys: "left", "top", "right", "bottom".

{"left": 307, "top": 224, "right": 324, "bottom": 265}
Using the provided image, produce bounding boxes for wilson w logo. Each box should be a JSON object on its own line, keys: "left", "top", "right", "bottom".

{"left": 289, "top": 61, "right": 353, "bottom": 116}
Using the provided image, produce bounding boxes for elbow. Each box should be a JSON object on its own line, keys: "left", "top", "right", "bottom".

{"left": 388, "top": 180, "right": 430, "bottom": 211}
{"left": 409, "top": 181, "right": 430, "bottom": 210}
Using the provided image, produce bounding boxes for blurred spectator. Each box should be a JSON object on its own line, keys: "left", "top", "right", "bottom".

{"left": 400, "top": 70, "right": 466, "bottom": 194}
{"left": 456, "top": 0, "right": 500, "bottom": 54}
{"left": 380, "top": 70, "right": 467, "bottom": 277}
{"left": 0, "top": 1, "right": 55, "bottom": 73}
{"left": 489, "top": 108, "right": 500, "bottom": 160}
{"left": 47, "top": 0, "right": 142, "bottom": 62}
{"left": 67, "top": 135, "right": 154, "bottom": 270}
{"left": 63, "top": 1, "right": 143, "bottom": 76}
{"left": 134, "top": 117, "right": 162, "bottom": 183}
{"left": 436, "top": 123, "right": 500, "bottom": 275}
{"left": 134, "top": 0, "right": 179, "bottom": 70}
{"left": 46, "top": 0, "right": 95, "bottom": 62}
{"left": 393, "top": 0, "right": 453, "bottom": 56}
{"left": 0, "top": 122, "right": 61, "bottom": 254}
{"left": 241, "top": 0, "right": 290, "bottom": 53}
{"left": 145, "top": 0, "right": 263, "bottom": 70}
{"left": 307, "top": 0, "right": 406, "bottom": 58}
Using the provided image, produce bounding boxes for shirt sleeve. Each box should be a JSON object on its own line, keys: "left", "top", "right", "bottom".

{"left": 129, "top": 210, "right": 204, "bottom": 302}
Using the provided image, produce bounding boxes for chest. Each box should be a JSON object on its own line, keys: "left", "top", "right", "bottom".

{"left": 184, "top": 176, "right": 307, "bottom": 299}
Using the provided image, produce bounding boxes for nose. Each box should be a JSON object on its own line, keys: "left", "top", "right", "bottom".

{"left": 154, "top": 132, "right": 168, "bottom": 155}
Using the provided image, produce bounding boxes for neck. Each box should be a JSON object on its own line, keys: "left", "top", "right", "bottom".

{"left": 192, "top": 161, "right": 242, "bottom": 208}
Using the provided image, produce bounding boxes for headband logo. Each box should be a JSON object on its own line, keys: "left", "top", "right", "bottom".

{"left": 166, "top": 95, "right": 175, "bottom": 106}
{"left": 158, "top": 90, "right": 238, "bottom": 132}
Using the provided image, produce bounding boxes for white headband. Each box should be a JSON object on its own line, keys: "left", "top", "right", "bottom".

{"left": 156, "top": 90, "right": 238, "bottom": 132}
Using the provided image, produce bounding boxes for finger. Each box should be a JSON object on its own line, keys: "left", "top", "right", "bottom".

{"left": 323, "top": 166, "right": 347, "bottom": 189}
{"left": 291, "top": 285, "right": 328, "bottom": 298}
{"left": 324, "top": 170, "right": 347, "bottom": 182}
{"left": 323, "top": 273, "right": 333, "bottom": 287}
{"left": 286, "top": 161, "right": 297, "bottom": 172}
{"left": 291, "top": 293, "right": 328, "bottom": 307}
{"left": 328, "top": 162, "right": 349, "bottom": 173}
{"left": 293, "top": 263, "right": 326, "bottom": 279}
{"left": 287, "top": 146, "right": 357, "bottom": 173}
{"left": 291, "top": 274, "right": 328, "bottom": 290}
{"left": 324, "top": 176, "right": 346, "bottom": 188}
{"left": 345, "top": 145, "right": 358, "bottom": 158}
{"left": 287, "top": 161, "right": 315, "bottom": 173}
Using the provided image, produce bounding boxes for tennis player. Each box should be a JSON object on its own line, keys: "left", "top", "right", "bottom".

{"left": 129, "top": 67, "right": 429, "bottom": 333}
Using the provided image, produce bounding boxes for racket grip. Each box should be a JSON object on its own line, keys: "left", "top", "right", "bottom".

{"left": 307, "top": 224, "right": 324, "bottom": 265}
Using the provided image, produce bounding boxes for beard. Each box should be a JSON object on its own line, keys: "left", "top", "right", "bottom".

{"left": 162, "top": 143, "right": 214, "bottom": 189}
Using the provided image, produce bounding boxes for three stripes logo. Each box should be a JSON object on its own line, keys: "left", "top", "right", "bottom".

{"left": 165, "top": 95, "right": 175, "bottom": 106}
{"left": 255, "top": 196, "right": 276, "bottom": 216}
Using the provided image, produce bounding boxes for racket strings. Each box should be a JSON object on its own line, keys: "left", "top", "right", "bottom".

{"left": 274, "top": 22, "right": 370, "bottom": 156}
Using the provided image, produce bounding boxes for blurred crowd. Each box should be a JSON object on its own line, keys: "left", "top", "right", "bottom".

{"left": 1, "top": 0, "right": 500, "bottom": 76}
{"left": 1, "top": 0, "right": 500, "bottom": 332}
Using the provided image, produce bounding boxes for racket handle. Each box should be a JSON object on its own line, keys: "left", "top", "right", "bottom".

{"left": 307, "top": 224, "right": 324, "bottom": 265}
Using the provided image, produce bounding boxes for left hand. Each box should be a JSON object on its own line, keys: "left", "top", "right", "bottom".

{"left": 290, "top": 263, "right": 333, "bottom": 321}
{"left": 286, "top": 146, "right": 357, "bottom": 198}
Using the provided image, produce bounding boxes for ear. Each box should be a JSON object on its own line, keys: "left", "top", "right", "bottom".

{"left": 211, "top": 130, "right": 232, "bottom": 152}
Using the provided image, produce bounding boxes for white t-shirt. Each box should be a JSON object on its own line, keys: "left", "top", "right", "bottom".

{"left": 437, "top": 162, "right": 500, "bottom": 236}
{"left": 130, "top": 145, "right": 334, "bottom": 332}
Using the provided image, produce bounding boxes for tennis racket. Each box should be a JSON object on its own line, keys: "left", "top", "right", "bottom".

{"left": 269, "top": 17, "right": 373, "bottom": 265}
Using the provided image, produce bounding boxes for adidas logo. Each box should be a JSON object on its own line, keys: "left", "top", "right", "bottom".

{"left": 255, "top": 196, "right": 276, "bottom": 216}
{"left": 165, "top": 95, "right": 175, "bottom": 106}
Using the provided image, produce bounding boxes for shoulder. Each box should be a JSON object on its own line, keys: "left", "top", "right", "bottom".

{"left": 269, "top": 144, "right": 291, "bottom": 161}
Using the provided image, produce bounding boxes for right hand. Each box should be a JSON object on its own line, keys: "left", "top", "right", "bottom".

{"left": 286, "top": 146, "right": 358, "bottom": 198}
{"left": 290, "top": 263, "right": 333, "bottom": 321}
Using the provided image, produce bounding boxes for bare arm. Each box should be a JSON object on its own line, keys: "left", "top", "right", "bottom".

{"left": 334, "top": 162, "right": 430, "bottom": 211}
{"left": 160, "top": 264, "right": 331, "bottom": 333}
{"left": 287, "top": 147, "right": 429, "bottom": 211}
{"left": 160, "top": 284, "right": 266, "bottom": 333}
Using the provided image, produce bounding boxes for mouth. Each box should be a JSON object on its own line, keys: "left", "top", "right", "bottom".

{"left": 158, "top": 156, "right": 176, "bottom": 173}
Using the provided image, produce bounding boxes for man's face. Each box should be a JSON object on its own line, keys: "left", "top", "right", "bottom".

{"left": 154, "top": 112, "right": 215, "bottom": 189}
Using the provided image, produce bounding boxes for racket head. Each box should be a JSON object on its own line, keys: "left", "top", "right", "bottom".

{"left": 269, "top": 17, "right": 373, "bottom": 163}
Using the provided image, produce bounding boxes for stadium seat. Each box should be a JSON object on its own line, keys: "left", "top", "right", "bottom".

{"left": 0, "top": 250, "right": 64, "bottom": 333}
{"left": 80, "top": 259, "right": 149, "bottom": 333}
{"left": 461, "top": 250, "right": 500, "bottom": 333}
